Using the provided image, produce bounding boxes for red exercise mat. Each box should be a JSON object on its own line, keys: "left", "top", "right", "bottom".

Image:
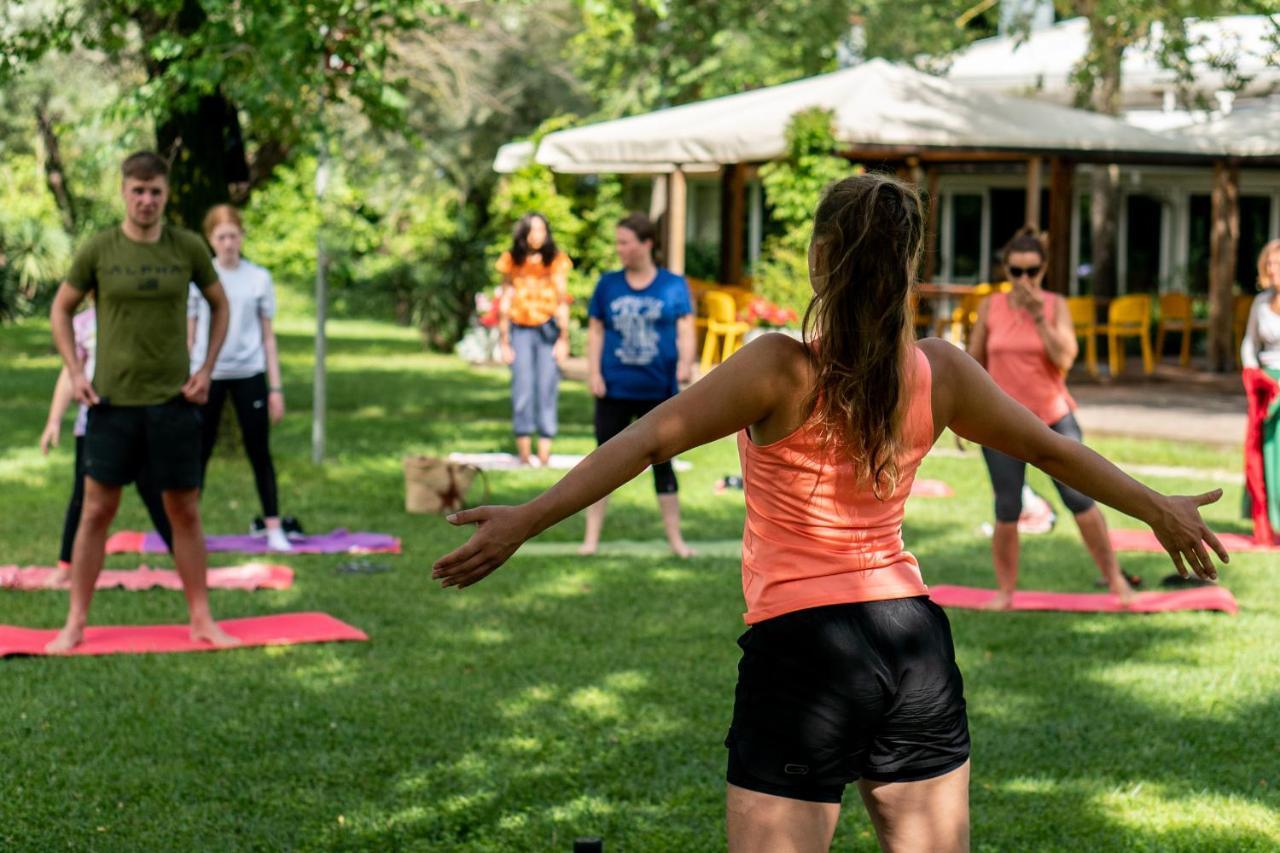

{"left": 0, "top": 564, "right": 293, "bottom": 592}
{"left": 0, "top": 612, "right": 368, "bottom": 658}
{"left": 911, "top": 479, "right": 954, "bottom": 498}
{"left": 928, "top": 584, "right": 1238, "bottom": 614}
{"left": 1109, "top": 529, "right": 1278, "bottom": 553}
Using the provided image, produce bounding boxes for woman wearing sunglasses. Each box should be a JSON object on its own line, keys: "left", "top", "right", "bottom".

{"left": 968, "top": 228, "right": 1135, "bottom": 609}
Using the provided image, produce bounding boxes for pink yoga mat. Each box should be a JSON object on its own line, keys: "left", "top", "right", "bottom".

{"left": 928, "top": 584, "right": 1238, "bottom": 614}
{"left": 105, "top": 529, "right": 401, "bottom": 556}
{"left": 0, "top": 564, "right": 293, "bottom": 592}
{"left": 911, "top": 479, "right": 954, "bottom": 498}
{"left": 0, "top": 612, "right": 368, "bottom": 658}
{"left": 1109, "top": 529, "right": 1278, "bottom": 553}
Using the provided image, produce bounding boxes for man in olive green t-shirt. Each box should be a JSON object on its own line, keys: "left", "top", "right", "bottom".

{"left": 47, "top": 151, "right": 236, "bottom": 653}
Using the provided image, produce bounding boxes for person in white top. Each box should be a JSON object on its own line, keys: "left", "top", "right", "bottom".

{"left": 188, "top": 204, "right": 291, "bottom": 552}
{"left": 1241, "top": 239, "right": 1280, "bottom": 545}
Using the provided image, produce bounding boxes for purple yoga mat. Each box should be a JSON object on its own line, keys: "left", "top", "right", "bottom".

{"left": 105, "top": 529, "right": 401, "bottom": 555}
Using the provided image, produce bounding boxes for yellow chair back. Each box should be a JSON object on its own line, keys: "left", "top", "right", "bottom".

{"left": 1107, "top": 294, "right": 1151, "bottom": 330}
{"left": 1066, "top": 295, "right": 1096, "bottom": 330}
{"left": 704, "top": 290, "right": 739, "bottom": 326}
{"left": 1159, "top": 293, "right": 1193, "bottom": 324}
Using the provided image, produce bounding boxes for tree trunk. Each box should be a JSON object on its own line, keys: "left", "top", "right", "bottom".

{"left": 139, "top": 0, "right": 250, "bottom": 231}
{"left": 1089, "top": 165, "right": 1120, "bottom": 299}
{"left": 34, "top": 97, "right": 76, "bottom": 234}
{"left": 1079, "top": 4, "right": 1124, "bottom": 299}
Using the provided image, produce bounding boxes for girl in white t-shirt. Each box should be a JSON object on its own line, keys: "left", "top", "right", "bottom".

{"left": 188, "top": 205, "right": 291, "bottom": 551}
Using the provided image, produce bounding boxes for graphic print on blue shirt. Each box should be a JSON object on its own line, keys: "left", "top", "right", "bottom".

{"left": 589, "top": 268, "right": 692, "bottom": 400}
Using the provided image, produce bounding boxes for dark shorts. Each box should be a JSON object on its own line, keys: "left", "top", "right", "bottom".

{"left": 725, "top": 596, "right": 970, "bottom": 803}
{"left": 84, "top": 397, "right": 203, "bottom": 491}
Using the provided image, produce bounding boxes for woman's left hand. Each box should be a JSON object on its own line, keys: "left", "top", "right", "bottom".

{"left": 553, "top": 337, "right": 569, "bottom": 365}
{"left": 433, "top": 505, "right": 536, "bottom": 589}
{"left": 268, "top": 390, "right": 285, "bottom": 424}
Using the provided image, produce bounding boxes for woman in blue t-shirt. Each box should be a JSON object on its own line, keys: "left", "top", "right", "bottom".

{"left": 581, "top": 212, "right": 696, "bottom": 557}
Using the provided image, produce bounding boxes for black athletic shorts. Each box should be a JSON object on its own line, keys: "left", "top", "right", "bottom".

{"left": 84, "top": 397, "right": 203, "bottom": 491}
{"left": 725, "top": 596, "right": 970, "bottom": 803}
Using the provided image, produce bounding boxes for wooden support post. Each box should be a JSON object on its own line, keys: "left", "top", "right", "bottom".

{"left": 1025, "top": 156, "right": 1042, "bottom": 228}
{"left": 666, "top": 169, "right": 687, "bottom": 275}
{"left": 1208, "top": 160, "right": 1240, "bottom": 372}
{"left": 1047, "top": 157, "right": 1073, "bottom": 295}
{"left": 719, "top": 163, "right": 746, "bottom": 285}
{"left": 923, "top": 167, "right": 940, "bottom": 283}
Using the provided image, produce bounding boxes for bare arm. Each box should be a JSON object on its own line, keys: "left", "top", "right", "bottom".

{"left": 676, "top": 314, "right": 696, "bottom": 384}
{"left": 40, "top": 367, "right": 74, "bottom": 453}
{"left": 1241, "top": 298, "right": 1261, "bottom": 369}
{"left": 497, "top": 281, "right": 514, "bottom": 363}
{"left": 262, "top": 316, "right": 285, "bottom": 422}
{"left": 50, "top": 283, "right": 96, "bottom": 405}
{"left": 187, "top": 316, "right": 197, "bottom": 352}
{"left": 966, "top": 298, "right": 990, "bottom": 367}
{"left": 924, "top": 338, "right": 1226, "bottom": 578}
{"left": 434, "top": 334, "right": 803, "bottom": 587}
{"left": 586, "top": 317, "right": 606, "bottom": 397}
{"left": 181, "top": 281, "right": 229, "bottom": 404}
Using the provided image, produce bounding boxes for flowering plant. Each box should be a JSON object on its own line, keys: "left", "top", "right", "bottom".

{"left": 475, "top": 286, "right": 502, "bottom": 328}
{"left": 740, "top": 297, "right": 798, "bottom": 328}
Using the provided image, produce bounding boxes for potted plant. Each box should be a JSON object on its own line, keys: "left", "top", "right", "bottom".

{"left": 741, "top": 297, "right": 801, "bottom": 343}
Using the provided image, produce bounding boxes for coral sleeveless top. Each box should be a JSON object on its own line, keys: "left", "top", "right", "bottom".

{"left": 735, "top": 347, "right": 935, "bottom": 625}
{"left": 985, "top": 292, "right": 1075, "bottom": 425}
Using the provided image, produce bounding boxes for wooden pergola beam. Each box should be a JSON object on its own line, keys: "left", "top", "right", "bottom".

{"left": 719, "top": 163, "right": 746, "bottom": 284}
{"left": 1047, "top": 157, "right": 1074, "bottom": 295}
{"left": 1208, "top": 160, "right": 1240, "bottom": 371}
{"left": 666, "top": 168, "right": 687, "bottom": 275}
{"left": 1025, "top": 156, "right": 1042, "bottom": 228}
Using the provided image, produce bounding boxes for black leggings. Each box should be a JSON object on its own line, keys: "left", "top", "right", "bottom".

{"left": 200, "top": 373, "right": 280, "bottom": 518}
{"left": 982, "top": 410, "right": 1095, "bottom": 523}
{"left": 60, "top": 436, "right": 173, "bottom": 563}
{"left": 594, "top": 396, "right": 678, "bottom": 494}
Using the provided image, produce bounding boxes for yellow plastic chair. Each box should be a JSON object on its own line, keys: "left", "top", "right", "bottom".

{"left": 937, "top": 282, "right": 1010, "bottom": 345}
{"left": 1155, "top": 293, "right": 1209, "bottom": 368}
{"left": 1065, "top": 295, "right": 1100, "bottom": 377}
{"left": 699, "top": 290, "right": 751, "bottom": 371}
{"left": 1101, "top": 294, "right": 1154, "bottom": 376}
{"left": 1234, "top": 292, "right": 1257, "bottom": 369}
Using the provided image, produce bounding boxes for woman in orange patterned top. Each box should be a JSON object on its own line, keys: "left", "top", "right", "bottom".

{"left": 437, "top": 175, "right": 1224, "bottom": 850}
{"left": 496, "top": 213, "right": 573, "bottom": 466}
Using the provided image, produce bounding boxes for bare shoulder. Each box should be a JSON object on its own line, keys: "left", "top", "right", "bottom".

{"left": 744, "top": 331, "right": 812, "bottom": 381}
{"left": 917, "top": 336, "right": 963, "bottom": 377}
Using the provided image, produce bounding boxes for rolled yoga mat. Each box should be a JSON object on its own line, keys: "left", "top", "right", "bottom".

{"left": 0, "top": 612, "right": 368, "bottom": 658}
{"left": 0, "top": 564, "right": 293, "bottom": 592}
{"left": 105, "top": 529, "right": 401, "bottom": 556}
{"left": 928, "top": 584, "right": 1238, "bottom": 614}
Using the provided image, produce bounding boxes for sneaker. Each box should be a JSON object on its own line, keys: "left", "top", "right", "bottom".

{"left": 266, "top": 527, "right": 294, "bottom": 552}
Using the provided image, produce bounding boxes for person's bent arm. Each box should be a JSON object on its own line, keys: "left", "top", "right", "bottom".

{"left": 498, "top": 282, "right": 514, "bottom": 364}
{"left": 50, "top": 283, "right": 96, "bottom": 405}
{"left": 434, "top": 334, "right": 802, "bottom": 587}
{"left": 181, "top": 281, "right": 229, "bottom": 405}
{"left": 966, "top": 298, "right": 991, "bottom": 368}
{"left": 676, "top": 314, "right": 696, "bottom": 385}
{"left": 586, "top": 317, "right": 606, "bottom": 398}
{"left": 925, "top": 339, "right": 1226, "bottom": 579}
{"left": 1036, "top": 295, "right": 1078, "bottom": 371}
{"left": 1241, "top": 300, "right": 1261, "bottom": 370}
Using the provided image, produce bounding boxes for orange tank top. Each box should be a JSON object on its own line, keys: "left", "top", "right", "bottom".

{"left": 985, "top": 292, "right": 1074, "bottom": 425}
{"left": 735, "top": 347, "right": 935, "bottom": 625}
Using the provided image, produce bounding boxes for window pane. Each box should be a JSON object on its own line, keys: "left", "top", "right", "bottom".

{"left": 1125, "top": 194, "right": 1162, "bottom": 293}
{"left": 953, "top": 194, "right": 983, "bottom": 280}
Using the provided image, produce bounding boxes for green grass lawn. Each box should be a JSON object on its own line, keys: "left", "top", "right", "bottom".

{"left": 0, "top": 316, "right": 1276, "bottom": 851}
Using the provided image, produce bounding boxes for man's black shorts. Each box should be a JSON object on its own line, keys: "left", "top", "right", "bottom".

{"left": 725, "top": 596, "right": 970, "bottom": 803}
{"left": 84, "top": 397, "right": 203, "bottom": 491}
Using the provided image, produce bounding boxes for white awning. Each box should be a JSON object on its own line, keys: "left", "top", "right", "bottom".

{"left": 1182, "top": 100, "right": 1280, "bottom": 157}
{"left": 528, "top": 59, "right": 1214, "bottom": 175}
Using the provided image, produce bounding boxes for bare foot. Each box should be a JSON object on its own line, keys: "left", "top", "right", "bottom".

{"left": 537, "top": 455, "right": 551, "bottom": 468}
{"left": 577, "top": 542, "right": 598, "bottom": 556}
{"left": 45, "top": 624, "right": 85, "bottom": 654}
{"left": 670, "top": 541, "right": 696, "bottom": 559}
{"left": 981, "top": 591, "right": 1015, "bottom": 611}
{"left": 1111, "top": 580, "right": 1136, "bottom": 607}
{"left": 191, "top": 621, "right": 242, "bottom": 647}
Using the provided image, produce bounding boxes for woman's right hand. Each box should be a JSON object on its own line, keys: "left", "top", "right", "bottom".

{"left": 1147, "top": 489, "right": 1229, "bottom": 580}
{"left": 588, "top": 372, "right": 606, "bottom": 398}
{"left": 39, "top": 421, "right": 60, "bottom": 455}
